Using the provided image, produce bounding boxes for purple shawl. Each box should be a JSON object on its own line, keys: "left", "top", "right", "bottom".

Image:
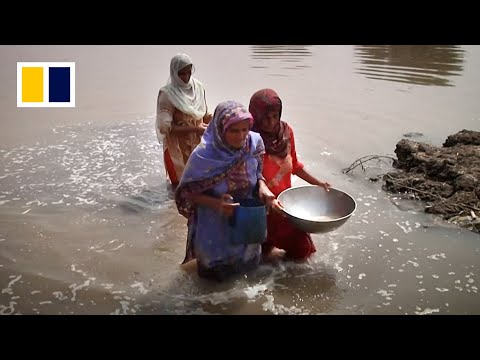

{"left": 175, "top": 101, "right": 265, "bottom": 218}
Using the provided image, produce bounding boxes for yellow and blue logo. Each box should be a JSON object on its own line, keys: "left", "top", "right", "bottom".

{"left": 17, "top": 62, "right": 75, "bottom": 107}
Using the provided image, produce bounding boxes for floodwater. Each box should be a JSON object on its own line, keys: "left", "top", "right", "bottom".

{"left": 0, "top": 45, "right": 479, "bottom": 315}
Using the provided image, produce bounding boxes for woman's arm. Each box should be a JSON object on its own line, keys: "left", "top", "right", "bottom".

{"left": 188, "top": 193, "right": 239, "bottom": 217}
{"left": 258, "top": 179, "right": 284, "bottom": 213}
{"left": 157, "top": 91, "right": 207, "bottom": 136}
{"left": 157, "top": 91, "right": 175, "bottom": 135}
{"left": 295, "top": 168, "right": 331, "bottom": 190}
{"left": 287, "top": 125, "right": 331, "bottom": 191}
{"left": 202, "top": 89, "right": 213, "bottom": 124}
{"left": 170, "top": 123, "right": 207, "bottom": 136}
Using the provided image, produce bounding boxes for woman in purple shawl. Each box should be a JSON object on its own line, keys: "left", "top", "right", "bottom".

{"left": 175, "top": 101, "right": 276, "bottom": 280}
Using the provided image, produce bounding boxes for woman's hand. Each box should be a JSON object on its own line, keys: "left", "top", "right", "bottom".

{"left": 295, "top": 168, "right": 331, "bottom": 191}
{"left": 316, "top": 180, "right": 331, "bottom": 191}
{"left": 259, "top": 182, "right": 285, "bottom": 215}
{"left": 203, "top": 113, "right": 213, "bottom": 124}
{"left": 217, "top": 194, "right": 239, "bottom": 217}
{"left": 268, "top": 198, "right": 285, "bottom": 214}
{"left": 189, "top": 193, "right": 238, "bottom": 216}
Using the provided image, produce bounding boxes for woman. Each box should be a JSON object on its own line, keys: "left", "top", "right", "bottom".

{"left": 248, "top": 88, "right": 331, "bottom": 261}
{"left": 175, "top": 101, "right": 276, "bottom": 281}
{"left": 156, "top": 53, "right": 212, "bottom": 187}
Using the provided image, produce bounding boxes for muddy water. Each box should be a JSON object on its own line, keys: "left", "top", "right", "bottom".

{"left": 0, "top": 45, "right": 479, "bottom": 314}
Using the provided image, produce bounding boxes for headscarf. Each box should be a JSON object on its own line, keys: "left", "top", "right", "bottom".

{"left": 175, "top": 101, "right": 264, "bottom": 218}
{"left": 160, "top": 53, "right": 207, "bottom": 119}
{"left": 249, "top": 88, "right": 290, "bottom": 159}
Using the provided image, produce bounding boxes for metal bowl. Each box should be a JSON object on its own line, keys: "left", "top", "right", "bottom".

{"left": 277, "top": 185, "right": 357, "bottom": 234}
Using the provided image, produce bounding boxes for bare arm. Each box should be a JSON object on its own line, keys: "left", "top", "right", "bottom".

{"left": 258, "top": 179, "right": 275, "bottom": 205}
{"left": 295, "top": 168, "right": 331, "bottom": 190}
{"left": 258, "top": 178, "right": 285, "bottom": 213}
{"left": 287, "top": 124, "right": 330, "bottom": 191}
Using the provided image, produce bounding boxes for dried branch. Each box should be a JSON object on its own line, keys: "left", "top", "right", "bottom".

{"left": 343, "top": 155, "right": 395, "bottom": 174}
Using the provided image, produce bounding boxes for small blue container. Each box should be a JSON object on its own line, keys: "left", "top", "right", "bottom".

{"left": 229, "top": 198, "right": 267, "bottom": 245}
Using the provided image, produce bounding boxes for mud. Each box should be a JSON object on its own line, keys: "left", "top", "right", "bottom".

{"left": 382, "top": 130, "right": 480, "bottom": 233}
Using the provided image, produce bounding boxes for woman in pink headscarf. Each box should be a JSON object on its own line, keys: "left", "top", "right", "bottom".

{"left": 156, "top": 53, "right": 212, "bottom": 187}
{"left": 249, "top": 88, "right": 331, "bottom": 261}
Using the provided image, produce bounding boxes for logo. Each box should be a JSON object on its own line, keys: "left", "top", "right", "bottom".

{"left": 17, "top": 62, "right": 75, "bottom": 108}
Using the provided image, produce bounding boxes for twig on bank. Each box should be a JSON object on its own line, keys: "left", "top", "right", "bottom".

{"left": 343, "top": 155, "right": 395, "bottom": 174}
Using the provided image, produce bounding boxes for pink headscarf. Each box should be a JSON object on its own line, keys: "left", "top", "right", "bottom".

{"left": 221, "top": 104, "right": 254, "bottom": 132}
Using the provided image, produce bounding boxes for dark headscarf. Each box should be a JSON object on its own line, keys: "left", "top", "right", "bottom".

{"left": 249, "top": 88, "right": 290, "bottom": 159}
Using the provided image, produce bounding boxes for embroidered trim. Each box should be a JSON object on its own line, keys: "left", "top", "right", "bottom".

{"left": 159, "top": 108, "right": 173, "bottom": 115}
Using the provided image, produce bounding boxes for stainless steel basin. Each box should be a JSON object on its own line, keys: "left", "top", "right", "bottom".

{"left": 277, "top": 185, "right": 357, "bottom": 234}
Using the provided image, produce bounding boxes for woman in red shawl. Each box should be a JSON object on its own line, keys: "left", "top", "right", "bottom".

{"left": 249, "top": 88, "right": 331, "bottom": 261}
